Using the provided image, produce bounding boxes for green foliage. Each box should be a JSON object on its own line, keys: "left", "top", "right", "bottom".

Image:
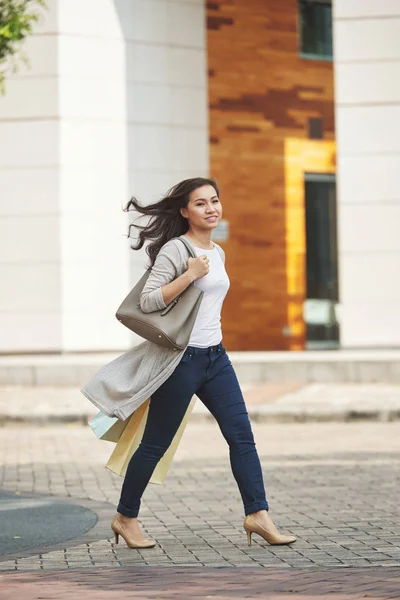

{"left": 0, "top": 0, "right": 46, "bottom": 93}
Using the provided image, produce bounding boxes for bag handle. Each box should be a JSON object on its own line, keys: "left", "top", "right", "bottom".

{"left": 178, "top": 235, "right": 224, "bottom": 262}
{"left": 177, "top": 235, "right": 197, "bottom": 259}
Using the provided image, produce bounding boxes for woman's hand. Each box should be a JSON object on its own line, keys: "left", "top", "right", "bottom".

{"left": 160, "top": 255, "right": 209, "bottom": 306}
{"left": 187, "top": 255, "right": 210, "bottom": 281}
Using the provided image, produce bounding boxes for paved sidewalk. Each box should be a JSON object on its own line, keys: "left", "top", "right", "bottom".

{"left": 0, "top": 422, "right": 399, "bottom": 572}
{"left": 0, "top": 421, "right": 399, "bottom": 597}
{"left": 1, "top": 382, "right": 400, "bottom": 424}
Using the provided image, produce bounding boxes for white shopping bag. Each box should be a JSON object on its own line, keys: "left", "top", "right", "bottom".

{"left": 88, "top": 410, "right": 129, "bottom": 443}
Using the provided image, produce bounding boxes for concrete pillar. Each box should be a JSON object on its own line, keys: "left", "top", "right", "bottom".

{"left": 0, "top": 0, "right": 209, "bottom": 353}
{"left": 0, "top": 0, "right": 63, "bottom": 352}
{"left": 124, "top": 0, "right": 209, "bottom": 287}
{"left": 57, "top": 0, "right": 130, "bottom": 351}
{"left": 333, "top": 0, "right": 400, "bottom": 347}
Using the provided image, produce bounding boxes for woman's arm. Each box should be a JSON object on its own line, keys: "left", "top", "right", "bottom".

{"left": 159, "top": 270, "right": 196, "bottom": 307}
{"left": 139, "top": 243, "right": 179, "bottom": 313}
{"left": 139, "top": 242, "right": 209, "bottom": 313}
{"left": 160, "top": 255, "right": 209, "bottom": 305}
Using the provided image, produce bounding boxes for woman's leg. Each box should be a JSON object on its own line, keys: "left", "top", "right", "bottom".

{"left": 118, "top": 351, "right": 199, "bottom": 518}
{"left": 197, "top": 349, "right": 269, "bottom": 516}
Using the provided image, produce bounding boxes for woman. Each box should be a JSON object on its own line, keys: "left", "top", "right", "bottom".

{"left": 108, "top": 177, "right": 297, "bottom": 550}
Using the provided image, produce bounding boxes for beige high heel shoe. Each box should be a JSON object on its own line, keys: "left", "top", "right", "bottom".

{"left": 244, "top": 513, "right": 297, "bottom": 546}
{"left": 111, "top": 515, "right": 156, "bottom": 549}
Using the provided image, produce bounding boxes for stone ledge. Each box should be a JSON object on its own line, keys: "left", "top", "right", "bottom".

{"left": 0, "top": 350, "right": 400, "bottom": 385}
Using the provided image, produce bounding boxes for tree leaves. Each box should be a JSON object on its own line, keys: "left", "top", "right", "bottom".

{"left": 0, "top": 0, "right": 47, "bottom": 93}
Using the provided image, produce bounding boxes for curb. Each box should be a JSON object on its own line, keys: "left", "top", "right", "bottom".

{"left": 1, "top": 407, "right": 400, "bottom": 426}
{"left": 248, "top": 409, "right": 400, "bottom": 423}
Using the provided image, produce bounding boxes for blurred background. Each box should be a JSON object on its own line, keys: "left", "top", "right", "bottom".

{"left": 0, "top": 0, "right": 398, "bottom": 356}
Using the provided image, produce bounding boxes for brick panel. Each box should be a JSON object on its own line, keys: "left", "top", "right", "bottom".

{"left": 207, "top": 0, "right": 335, "bottom": 350}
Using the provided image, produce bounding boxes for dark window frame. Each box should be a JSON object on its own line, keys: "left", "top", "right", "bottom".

{"left": 299, "top": 0, "right": 333, "bottom": 62}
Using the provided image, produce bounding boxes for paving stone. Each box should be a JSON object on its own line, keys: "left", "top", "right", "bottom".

{"left": 0, "top": 421, "right": 399, "bottom": 578}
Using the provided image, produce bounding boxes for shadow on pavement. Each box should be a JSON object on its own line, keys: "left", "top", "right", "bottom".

{"left": 0, "top": 491, "right": 98, "bottom": 558}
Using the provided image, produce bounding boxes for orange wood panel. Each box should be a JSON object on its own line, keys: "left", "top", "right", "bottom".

{"left": 207, "top": 0, "right": 335, "bottom": 350}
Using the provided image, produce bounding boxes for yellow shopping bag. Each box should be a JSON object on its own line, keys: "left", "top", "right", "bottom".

{"left": 106, "top": 397, "right": 196, "bottom": 485}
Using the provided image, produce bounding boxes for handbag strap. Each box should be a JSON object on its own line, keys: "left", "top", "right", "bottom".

{"left": 158, "top": 236, "right": 197, "bottom": 317}
{"left": 176, "top": 235, "right": 197, "bottom": 259}
{"left": 177, "top": 235, "right": 224, "bottom": 263}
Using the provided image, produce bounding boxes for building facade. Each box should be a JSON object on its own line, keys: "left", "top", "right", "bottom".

{"left": 0, "top": 0, "right": 398, "bottom": 353}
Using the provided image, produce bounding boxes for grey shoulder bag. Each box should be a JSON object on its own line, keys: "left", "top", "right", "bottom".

{"left": 116, "top": 236, "right": 203, "bottom": 350}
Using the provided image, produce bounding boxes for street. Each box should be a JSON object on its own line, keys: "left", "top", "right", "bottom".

{"left": 0, "top": 420, "right": 399, "bottom": 598}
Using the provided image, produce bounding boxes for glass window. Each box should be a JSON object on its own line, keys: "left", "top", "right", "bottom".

{"left": 304, "top": 174, "right": 339, "bottom": 349}
{"left": 299, "top": 0, "right": 333, "bottom": 61}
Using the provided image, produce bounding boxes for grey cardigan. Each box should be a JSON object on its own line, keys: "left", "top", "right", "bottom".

{"left": 81, "top": 238, "right": 225, "bottom": 420}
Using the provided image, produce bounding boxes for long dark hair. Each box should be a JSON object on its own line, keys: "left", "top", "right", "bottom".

{"left": 125, "top": 177, "right": 219, "bottom": 266}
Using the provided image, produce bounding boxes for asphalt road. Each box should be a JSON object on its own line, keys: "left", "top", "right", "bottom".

{"left": 0, "top": 491, "right": 97, "bottom": 558}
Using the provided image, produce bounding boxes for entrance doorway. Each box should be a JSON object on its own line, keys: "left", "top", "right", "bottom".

{"left": 304, "top": 173, "right": 339, "bottom": 349}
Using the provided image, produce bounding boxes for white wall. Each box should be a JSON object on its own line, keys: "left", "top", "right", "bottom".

{"left": 334, "top": 0, "right": 400, "bottom": 347}
{"left": 0, "top": 0, "right": 209, "bottom": 353}
{"left": 0, "top": 0, "right": 61, "bottom": 352}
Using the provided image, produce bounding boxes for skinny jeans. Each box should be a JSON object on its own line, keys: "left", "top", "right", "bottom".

{"left": 118, "top": 343, "right": 269, "bottom": 518}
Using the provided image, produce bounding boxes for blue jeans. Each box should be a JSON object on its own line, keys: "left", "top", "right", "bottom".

{"left": 118, "top": 343, "right": 269, "bottom": 518}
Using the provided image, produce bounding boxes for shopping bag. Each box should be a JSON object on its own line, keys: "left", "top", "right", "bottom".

{"left": 106, "top": 397, "right": 196, "bottom": 485}
{"left": 88, "top": 410, "right": 129, "bottom": 443}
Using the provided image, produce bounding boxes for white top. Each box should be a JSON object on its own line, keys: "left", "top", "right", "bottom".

{"left": 188, "top": 245, "right": 230, "bottom": 348}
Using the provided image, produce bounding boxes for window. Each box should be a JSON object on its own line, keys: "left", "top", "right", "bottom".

{"left": 304, "top": 174, "right": 339, "bottom": 349}
{"left": 299, "top": 0, "right": 333, "bottom": 61}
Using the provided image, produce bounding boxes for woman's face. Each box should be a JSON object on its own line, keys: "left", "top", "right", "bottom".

{"left": 181, "top": 184, "right": 222, "bottom": 231}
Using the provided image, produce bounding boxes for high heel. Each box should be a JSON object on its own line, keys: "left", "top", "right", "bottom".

{"left": 244, "top": 514, "right": 296, "bottom": 546}
{"left": 246, "top": 529, "right": 252, "bottom": 546}
{"left": 111, "top": 515, "right": 156, "bottom": 549}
